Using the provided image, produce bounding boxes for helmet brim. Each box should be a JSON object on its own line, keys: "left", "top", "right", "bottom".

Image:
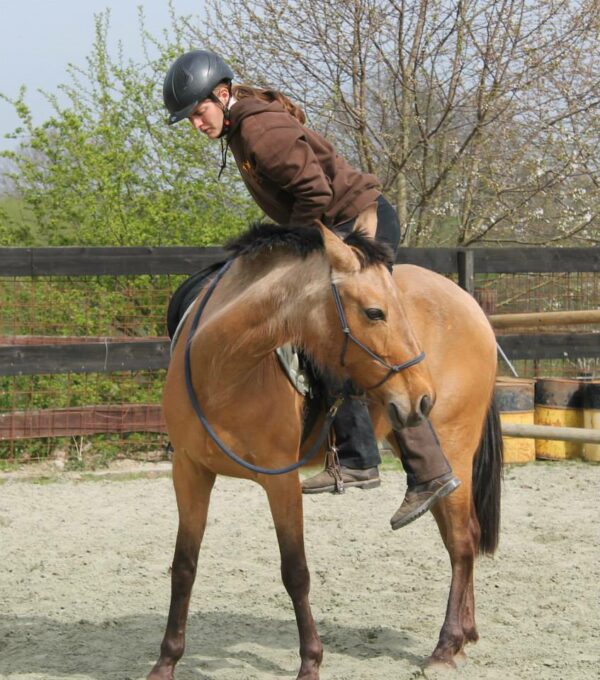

{"left": 167, "top": 100, "right": 200, "bottom": 125}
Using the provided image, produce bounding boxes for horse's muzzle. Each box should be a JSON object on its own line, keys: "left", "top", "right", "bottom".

{"left": 388, "top": 393, "right": 433, "bottom": 428}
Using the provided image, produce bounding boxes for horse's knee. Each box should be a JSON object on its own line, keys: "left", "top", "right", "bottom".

{"left": 171, "top": 549, "right": 198, "bottom": 594}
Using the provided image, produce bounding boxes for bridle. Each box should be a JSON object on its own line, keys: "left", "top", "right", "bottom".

{"left": 330, "top": 280, "right": 425, "bottom": 389}
{"left": 182, "top": 259, "right": 425, "bottom": 475}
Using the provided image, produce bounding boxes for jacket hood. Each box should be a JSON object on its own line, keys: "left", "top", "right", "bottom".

{"left": 227, "top": 97, "right": 289, "bottom": 137}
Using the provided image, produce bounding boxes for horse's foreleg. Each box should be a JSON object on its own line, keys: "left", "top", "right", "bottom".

{"left": 427, "top": 484, "right": 478, "bottom": 669}
{"left": 148, "top": 451, "right": 216, "bottom": 680}
{"left": 263, "top": 475, "right": 323, "bottom": 680}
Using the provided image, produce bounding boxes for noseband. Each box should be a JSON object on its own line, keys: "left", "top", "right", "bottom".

{"left": 330, "top": 281, "right": 425, "bottom": 390}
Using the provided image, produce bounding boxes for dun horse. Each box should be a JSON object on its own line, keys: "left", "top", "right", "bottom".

{"left": 148, "top": 223, "right": 502, "bottom": 680}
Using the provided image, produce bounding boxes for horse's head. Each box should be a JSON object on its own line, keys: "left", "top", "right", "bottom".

{"left": 225, "top": 221, "right": 434, "bottom": 427}
{"left": 318, "top": 225, "right": 434, "bottom": 428}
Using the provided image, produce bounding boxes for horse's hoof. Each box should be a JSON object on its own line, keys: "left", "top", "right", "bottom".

{"left": 147, "top": 664, "right": 175, "bottom": 680}
{"left": 424, "top": 654, "right": 457, "bottom": 672}
{"left": 453, "top": 650, "right": 468, "bottom": 667}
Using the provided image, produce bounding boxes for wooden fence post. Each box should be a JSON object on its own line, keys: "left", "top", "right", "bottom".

{"left": 457, "top": 249, "right": 475, "bottom": 295}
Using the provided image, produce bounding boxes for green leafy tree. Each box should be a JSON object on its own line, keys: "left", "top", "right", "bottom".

{"left": 0, "top": 8, "right": 259, "bottom": 247}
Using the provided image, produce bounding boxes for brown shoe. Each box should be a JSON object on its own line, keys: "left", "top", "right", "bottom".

{"left": 390, "top": 473, "right": 461, "bottom": 530}
{"left": 302, "top": 465, "right": 380, "bottom": 494}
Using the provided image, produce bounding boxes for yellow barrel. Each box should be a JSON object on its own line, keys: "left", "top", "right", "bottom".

{"left": 494, "top": 377, "right": 536, "bottom": 464}
{"left": 534, "top": 378, "right": 584, "bottom": 460}
{"left": 583, "top": 381, "right": 600, "bottom": 462}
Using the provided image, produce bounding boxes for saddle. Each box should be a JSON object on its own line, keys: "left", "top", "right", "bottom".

{"left": 167, "top": 265, "right": 325, "bottom": 440}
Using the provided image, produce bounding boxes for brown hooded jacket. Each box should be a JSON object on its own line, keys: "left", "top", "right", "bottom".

{"left": 226, "top": 96, "right": 381, "bottom": 228}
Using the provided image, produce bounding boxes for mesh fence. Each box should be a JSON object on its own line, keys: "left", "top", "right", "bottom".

{"left": 474, "top": 271, "right": 599, "bottom": 379}
{"left": 0, "top": 274, "right": 184, "bottom": 468}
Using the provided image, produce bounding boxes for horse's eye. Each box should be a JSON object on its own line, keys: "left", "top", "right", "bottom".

{"left": 365, "top": 307, "right": 386, "bottom": 322}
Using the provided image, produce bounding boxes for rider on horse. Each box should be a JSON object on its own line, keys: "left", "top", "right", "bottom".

{"left": 163, "top": 49, "right": 461, "bottom": 529}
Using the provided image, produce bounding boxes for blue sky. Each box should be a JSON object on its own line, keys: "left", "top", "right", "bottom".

{"left": 0, "top": 0, "right": 203, "bottom": 151}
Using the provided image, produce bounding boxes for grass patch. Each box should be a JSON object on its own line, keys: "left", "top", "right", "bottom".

{"left": 379, "top": 452, "right": 403, "bottom": 472}
{"left": 78, "top": 470, "right": 171, "bottom": 483}
{"left": 31, "top": 476, "right": 60, "bottom": 485}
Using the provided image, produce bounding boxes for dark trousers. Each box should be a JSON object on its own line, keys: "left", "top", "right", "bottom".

{"left": 331, "top": 391, "right": 381, "bottom": 469}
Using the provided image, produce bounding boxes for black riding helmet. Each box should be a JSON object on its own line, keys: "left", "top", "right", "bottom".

{"left": 163, "top": 50, "right": 234, "bottom": 125}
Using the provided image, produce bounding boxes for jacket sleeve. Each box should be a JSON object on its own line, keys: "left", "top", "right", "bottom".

{"left": 247, "top": 122, "right": 333, "bottom": 225}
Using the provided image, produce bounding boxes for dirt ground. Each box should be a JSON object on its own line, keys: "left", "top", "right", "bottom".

{"left": 0, "top": 459, "right": 598, "bottom": 680}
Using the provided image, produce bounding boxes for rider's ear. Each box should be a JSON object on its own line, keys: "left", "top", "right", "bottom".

{"left": 317, "top": 222, "right": 360, "bottom": 274}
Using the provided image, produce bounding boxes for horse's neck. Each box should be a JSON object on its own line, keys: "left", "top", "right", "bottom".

{"left": 192, "top": 254, "right": 330, "bottom": 400}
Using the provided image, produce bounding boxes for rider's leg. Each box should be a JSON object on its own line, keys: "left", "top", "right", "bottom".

{"left": 302, "top": 391, "right": 381, "bottom": 493}
{"left": 302, "top": 196, "right": 394, "bottom": 494}
{"left": 390, "top": 420, "right": 460, "bottom": 530}
{"left": 303, "top": 196, "right": 460, "bottom": 527}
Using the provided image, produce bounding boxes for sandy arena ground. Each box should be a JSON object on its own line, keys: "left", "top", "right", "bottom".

{"left": 0, "top": 460, "right": 598, "bottom": 680}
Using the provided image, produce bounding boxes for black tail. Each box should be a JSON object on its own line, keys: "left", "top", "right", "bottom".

{"left": 472, "top": 400, "right": 503, "bottom": 555}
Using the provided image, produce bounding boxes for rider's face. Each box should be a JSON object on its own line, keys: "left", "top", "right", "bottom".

{"left": 188, "top": 89, "right": 229, "bottom": 139}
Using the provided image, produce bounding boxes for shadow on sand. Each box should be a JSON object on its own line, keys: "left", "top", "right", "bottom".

{"left": 0, "top": 608, "right": 424, "bottom": 679}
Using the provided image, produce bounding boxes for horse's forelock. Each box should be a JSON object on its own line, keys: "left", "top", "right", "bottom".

{"left": 344, "top": 230, "right": 394, "bottom": 270}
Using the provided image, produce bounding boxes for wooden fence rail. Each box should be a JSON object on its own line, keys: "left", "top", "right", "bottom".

{"left": 1, "top": 333, "right": 599, "bottom": 377}
{"left": 1, "top": 245, "right": 598, "bottom": 277}
{"left": 490, "top": 310, "right": 600, "bottom": 329}
{"left": 501, "top": 422, "right": 600, "bottom": 444}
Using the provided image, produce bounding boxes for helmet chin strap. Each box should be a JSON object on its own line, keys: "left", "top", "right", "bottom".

{"left": 213, "top": 86, "right": 234, "bottom": 180}
{"left": 213, "top": 84, "right": 234, "bottom": 181}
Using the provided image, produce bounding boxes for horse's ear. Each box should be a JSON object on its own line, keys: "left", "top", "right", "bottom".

{"left": 317, "top": 222, "right": 360, "bottom": 274}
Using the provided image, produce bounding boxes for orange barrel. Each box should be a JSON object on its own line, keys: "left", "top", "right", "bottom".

{"left": 534, "top": 378, "right": 584, "bottom": 460}
{"left": 494, "top": 377, "right": 536, "bottom": 464}
{"left": 582, "top": 381, "right": 600, "bottom": 462}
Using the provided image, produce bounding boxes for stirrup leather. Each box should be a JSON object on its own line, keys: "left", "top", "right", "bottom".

{"left": 325, "top": 432, "right": 345, "bottom": 494}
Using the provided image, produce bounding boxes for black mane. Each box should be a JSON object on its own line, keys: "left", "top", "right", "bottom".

{"left": 226, "top": 222, "right": 324, "bottom": 260}
{"left": 226, "top": 222, "right": 393, "bottom": 269}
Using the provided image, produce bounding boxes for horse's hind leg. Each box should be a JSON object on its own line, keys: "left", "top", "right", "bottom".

{"left": 461, "top": 510, "right": 481, "bottom": 645}
{"left": 263, "top": 474, "right": 323, "bottom": 680}
{"left": 148, "top": 451, "right": 216, "bottom": 680}
{"left": 427, "top": 481, "right": 479, "bottom": 669}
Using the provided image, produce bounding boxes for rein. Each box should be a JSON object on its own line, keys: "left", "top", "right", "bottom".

{"left": 183, "top": 260, "right": 343, "bottom": 475}
{"left": 183, "top": 259, "right": 425, "bottom": 476}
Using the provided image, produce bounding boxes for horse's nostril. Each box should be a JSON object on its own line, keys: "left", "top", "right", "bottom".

{"left": 388, "top": 402, "right": 406, "bottom": 429}
{"left": 419, "top": 394, "right": 433, "bottom": 418}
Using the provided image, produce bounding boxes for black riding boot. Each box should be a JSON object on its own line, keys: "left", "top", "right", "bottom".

{"left": 390, "top": 419, "right": 461, "bottom": 529}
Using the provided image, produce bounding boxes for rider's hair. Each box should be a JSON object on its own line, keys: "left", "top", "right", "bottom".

{"left": 228, "top": 84, "right": 306, "bottom": 124}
